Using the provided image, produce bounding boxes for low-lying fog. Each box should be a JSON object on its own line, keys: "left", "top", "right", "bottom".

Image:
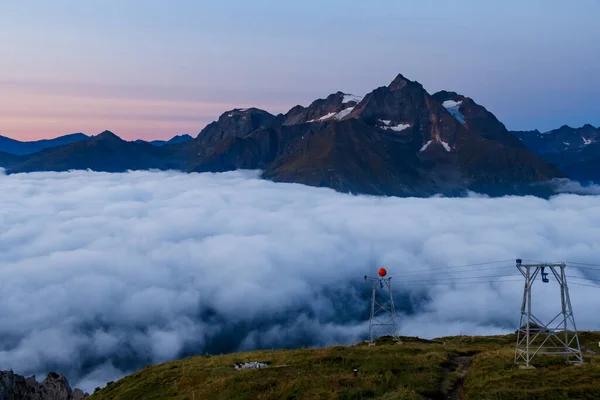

{"left": 1, "top": 169, "right": 599, "bottom": 392}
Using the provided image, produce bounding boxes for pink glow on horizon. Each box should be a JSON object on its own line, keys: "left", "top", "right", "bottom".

{"left": 0, "top": 89, "right": 288, "bottom": 141}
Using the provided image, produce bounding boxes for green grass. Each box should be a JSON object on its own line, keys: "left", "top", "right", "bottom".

{"left": 90, "top": 333, "right": 600, "bottom": 400}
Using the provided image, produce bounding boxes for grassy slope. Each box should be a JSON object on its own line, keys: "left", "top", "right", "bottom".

{"left": 90, "top": 333, "right": 600, "bottom": 400}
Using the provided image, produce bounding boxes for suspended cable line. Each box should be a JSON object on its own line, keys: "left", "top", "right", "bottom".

{"left": 400, "top": 259, "right": 516, "bottom": 274}
{"left": 401, "top": 264, "right": 514, "bottom": 277}
{"left": 567, "top": 261, "right": 600, "bottom": 268}
{"left": 569, "top": 281, "right": 600, "bottom": 289}
{"left": 567, "top": 275, "right": 600, "bottom": 283}
{"left": 569, "top": 265, "right": 600, "bottom": 272}
{"left": 400, "top": 279, "right": 523, "bottom": 287}
{"left": 401, "top": 273, "right": 522, "bottom": 284}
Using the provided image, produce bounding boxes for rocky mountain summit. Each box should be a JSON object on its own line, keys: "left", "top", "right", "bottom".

{"left": 0, "top": 370, "right": 88, "bottom": 400}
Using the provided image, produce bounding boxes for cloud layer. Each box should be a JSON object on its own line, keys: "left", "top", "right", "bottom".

{"left": 1, "top": 170, "right": 599, "bottom": 392}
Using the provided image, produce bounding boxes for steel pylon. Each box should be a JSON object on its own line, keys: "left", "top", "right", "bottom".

{"left": 364, "top": 275, "right": 398, "bottom": 344}
{"left": 514, "top": 259, "right": 583, "bottom": 367}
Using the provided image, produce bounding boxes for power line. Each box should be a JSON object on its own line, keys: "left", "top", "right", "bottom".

{"left": 567, "top": 275, "right": 600, "bottom": 283}
{"left": 567, "top": 261, "right": 600, "bottom": 267}
{"left": 402, "top": 264, "right": 513, "bottom": 277}
{"left": 401, "top": 273, "right": 521, "bottom": 284}
{"left": 403, "top": 278, "right": 523, "bottom": 286}
{"left": 400, "top": 259, "right": 515, "bottom": 274}
{"left": 570, "top": 281, "right": 600, "bottom": 289}
{"left": 522, "top": 260, "right": 600, "bottom": 272}
{"left": 569, "top": 265, "right": 600, "bottom": 272}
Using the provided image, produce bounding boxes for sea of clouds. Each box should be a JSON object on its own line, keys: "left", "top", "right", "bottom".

{"left": 1, "top": 169, "right": 600, "bottom": 392}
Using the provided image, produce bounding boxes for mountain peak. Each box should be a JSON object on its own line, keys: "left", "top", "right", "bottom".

{"left": 388, "top": 73, "right": 415, "bottom": 91}
{"left": 174, "top": 134, "right": 192, "bottom": 139}
{"left": 219, "top": 107, "right": 274, "bottom": 120}
{"left": 283, "top": 91, "right": 363, "bottom": 125}
{"left": 95, "top": 130, "right": 123, "bottom": 142}
{"left": 432, "top": 90, "right": 467, "bottom": 103}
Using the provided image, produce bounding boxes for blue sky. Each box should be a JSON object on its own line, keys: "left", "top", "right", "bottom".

{"left": 1, "top": 0, "right": 599, "bottom": 140}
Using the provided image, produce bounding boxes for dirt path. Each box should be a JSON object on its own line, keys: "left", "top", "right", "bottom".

{"left": 443, "top": 354, "right": 474, "bottom": 400}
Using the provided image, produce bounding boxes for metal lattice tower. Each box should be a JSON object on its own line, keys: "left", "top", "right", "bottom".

{"left": 364, "top": 270, "right": 398, "bottom": 344}
{"left": 514, "top": 259, "right": 583, "bottom": 367}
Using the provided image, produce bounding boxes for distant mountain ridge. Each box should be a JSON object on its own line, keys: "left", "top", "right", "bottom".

{"left": 1, "top": 71, "right": 596, "bottom": 197}
{"left": 510, "top": 125, "right": 600, "bottom": 182}
{"left": 0, "top": 133, "right": 193, "bottom": 156}
{"left": 0, "top": 133, "right": 90, "bottom": 155}
{"left": 135, "top": 134, "right": 194, "bottom": 146}
{"left": 511, "top": 124, "right": 599, "bottom": 154}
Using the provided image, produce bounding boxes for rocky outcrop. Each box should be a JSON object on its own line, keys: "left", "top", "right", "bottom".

{"left": 197, "top": 108, "right": 280, "bottom": 142}
{"left": 0, "top": 370, "right": 88, "bottom": 400}
{"left": 283, "top": 91, "right": 361, "bottom": 125}
{"left": 432, "top": 90, "right": 524, "bottom": 148}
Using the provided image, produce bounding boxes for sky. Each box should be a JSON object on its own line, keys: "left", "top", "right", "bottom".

{"left": 1, "top": 169, "right": 600, "bottom": 391}
{"left": 1, "top": 0, "right": 599, "bottom": 141}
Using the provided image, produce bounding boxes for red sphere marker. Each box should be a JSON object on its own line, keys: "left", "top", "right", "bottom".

{"left": 378, "top": 268, "right": 387, "bottom": 277}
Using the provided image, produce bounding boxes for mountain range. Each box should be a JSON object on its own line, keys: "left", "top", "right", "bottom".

{"left": 1, "top": 72, "right": 598, "bottom": 197}
{"left": 134, "top": 134, "right": 193, "bottom": 147}
{"left": 510, "top": 124, "right": 600, "bottom": 183}
{"left": 0, "top": 133, "right": 90, "bottom": 155}
{"left": 0, "top": 133, "right": 193, "bottom": 155}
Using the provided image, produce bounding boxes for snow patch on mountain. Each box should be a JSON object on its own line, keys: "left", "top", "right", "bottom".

{"left": 308, "top": 107, "right": 355, "bottom": 123}
{"left": 386, "top": 123, "right": 411, "bottom": 132}
{"left": 319, "top": 112, "right": 336, "bottom": 121}
{"left": 380, "top": 120, "right": 391, "bottom": 126}
{"left": 583, "top": 137, "right": 593, "bottom": 145}
{"left": 227, "top": 108, "right": 249, "bottom": 117}
{"left": 419, "top": 139, "right": 451, "bottom": 152}
{"left": 307, "top": 112, "right": 337, "bottom": 123}
{"left": 342, "top": 93, "right": 363, "bottom": 104}
{"left": 335, "top": 107, "right": 354, "bottom": 120}
{"left": 442, "top": 100, "right": 466, "bottom": 125}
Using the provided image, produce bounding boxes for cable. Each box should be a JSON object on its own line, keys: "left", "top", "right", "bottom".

{"left": 569, "top": 282, "right": 600, "bottom": 289}
{"left": 567, "top": 261, "right": 600, "bottom": 268}
{"left": 519, "top": 260, "right": 600, "bottom": 272}
{"left": 402, "top": 264, "right": 514, "bottom": 278}
{"left": 400, "top": 274, "right": 523, "bottom": 285}
{"left": 400, "top": 259, "right": 516, "bottom": 274}
{"left": 569, "top": 265, "right": 600, "bottom": 272}
{"left": 567, "top": 275, "right": 600, "bottom": 283}
{"left": 426, "top": 278, "right": 523, "bottom": 285}
{"left": 399, "top": 278, "right": 523, "bottom": 286}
